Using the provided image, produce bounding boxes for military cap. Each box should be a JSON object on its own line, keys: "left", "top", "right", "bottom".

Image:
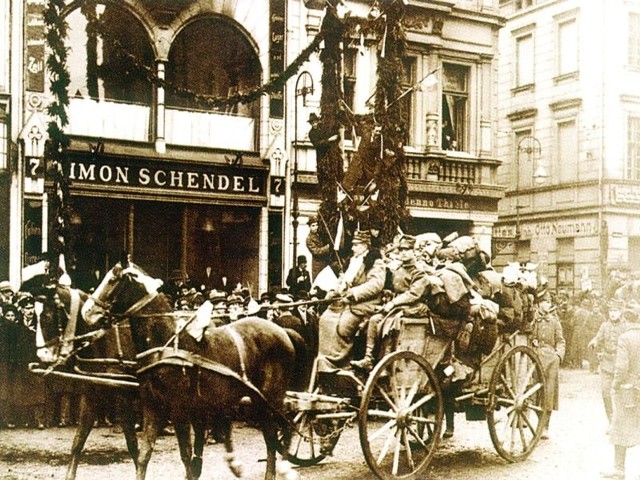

{"left": 397, "top": 234, "right": 417, "bottom": 250}
{"left": 275, "top": 293, "right": 294, "bottom": 304}
{"left": 309, "top": 216, "right": 319, "bottom": 225}
{"left": 17, "top": 294, "right": 35, "bottom": 308}
{"left": 259, "top": 291, "right": 272, "bottom": 303}
{"left": 352, "top": 230, "right": 372, "bottom": 245}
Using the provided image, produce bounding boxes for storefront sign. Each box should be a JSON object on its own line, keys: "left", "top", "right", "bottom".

{"left": 518, "top": 218, "right": 598, "bottom": 240}
{"left": 64, "top": 155, "right": 268, "bottom": 198}
{"left": 26, "top": 0, "right": 46, "bottom": 92}
{"left": 269, "top": 0, "right": 285, "bottom": 118}
{"left": 612, "top": 185, "right": 640, "bottom": 205}
{"left": 408, "top": 194, "right": 496, "bottom": 212}
{"left": 23, "top": 200, "right": 43, "bottom": 266}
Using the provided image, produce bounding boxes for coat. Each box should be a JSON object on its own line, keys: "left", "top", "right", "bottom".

{"left": 387, "top": 259, "right": 429, "bottom": 317}
{"left": 530, "top": 305, "right": 565, "bottom": 411}
{"left": 306, "top": 231, "right": 331, "bottom": 278}
{"left": 591, "top": 320, "right": 629, "bottom": 374}
{"left": 609, "top": 324, "right": 640, "bottom": 447}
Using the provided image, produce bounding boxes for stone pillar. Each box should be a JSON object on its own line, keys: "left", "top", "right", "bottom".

{"left": 155, "top": 61, "right": 166, "bottom": 154}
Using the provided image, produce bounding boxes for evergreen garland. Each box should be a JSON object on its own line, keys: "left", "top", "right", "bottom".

{"left": 44, "top": 0, "right": 72, "bottom": 271}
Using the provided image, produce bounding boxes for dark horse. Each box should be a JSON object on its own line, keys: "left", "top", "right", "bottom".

{"left": 33, "top": 282, "right": 140, "bottom": 480}
{"left": 81, "top": 261, "right": 305, "bottom": 480}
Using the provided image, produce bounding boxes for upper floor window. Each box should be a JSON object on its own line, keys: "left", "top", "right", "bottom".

{"left": 515, "top": 0, "right": 534, "bottom": 10}
{"left": 0, "top": 111, "right": 6, "bottom": 171}
{"left": 401, "top": 57, "right": 417, "bottom": 147}
{"left": 557, "top": 19, "right": 578, "bottom": 77}
{"left": 629, "top": 13, "right": 640, "bottom": 68}
{"left": 66, "top": 3, "right": 154, "bottom": 104}
{"left": 343, "top": 48, "right": 357, "bottom": 140}
{"left": 556, "top": 119, "right": 578, "bottom": 184}
{"left": 442, "top": 63, "right": 469, "bottom": 152}
{"left": 627, "top": 116, "right": 640, "bottom": 180}
{"left": 515, "top": 33, "right": 534, "bottom": 87}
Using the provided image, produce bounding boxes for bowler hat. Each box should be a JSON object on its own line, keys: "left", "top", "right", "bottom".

{"left": 308, "top": 112, "right": 320, "bottom": 123}
{"left": 226, "top": 294, "right": 243, "bottom": 306}
{"left": 209, "top": 289, "right": 226, "bottom": 303}
{"left": 0, "top": 281, "right": 12, "bottom": 293}
{"left": 352, "top": 230, "right": 372, "bottom": 245}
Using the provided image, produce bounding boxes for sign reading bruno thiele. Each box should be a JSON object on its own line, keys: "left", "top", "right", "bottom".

{"left": 63, "top": 155, "right": 268, "bottom": 198}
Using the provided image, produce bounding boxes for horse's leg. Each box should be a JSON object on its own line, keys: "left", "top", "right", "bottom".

{"left": 262, "top": 423, "right": 297, "bottom": 480}
{"left": 221, "top": 416, "right": 243, "bottom": 478}
{"left": 65, "top": 392, "right": 97, "bottom": 480}
{"left": 118, "top": 394, "right": 139, "bottom": 467}
{"left": 173, "top": 421, "right": 195, "bottom": 480}
{"left": 190, "top": 419, "right": 206, "bottom": 480}
{"left": 135, "top": 405, "right": 162, "bottom": 480}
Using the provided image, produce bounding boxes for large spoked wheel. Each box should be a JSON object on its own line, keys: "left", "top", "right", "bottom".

{"left": 359, "top": 350, "right": 444, "bottom": 480}
{"left": 276, "top": 408, "right": 327, "bottom": 467}
{"left": 487, "top": 345, "right": 548, "bottom": 462}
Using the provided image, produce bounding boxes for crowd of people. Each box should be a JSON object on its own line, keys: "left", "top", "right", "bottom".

{"left": 0, "top": 281, "right": 57, "bottom": 429}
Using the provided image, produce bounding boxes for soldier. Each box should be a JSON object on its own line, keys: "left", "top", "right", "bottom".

{"left": 601, "top": 306, "right": 640, "bottom": 480}
{"left": 318, "top": 230, "right": 386, "bottom": 368}
{"left": 589, "top": 298, "right": 629, "bottom": 423}
{"left": 306, "top": 216, "right": 331, "bottom": 278}
{"left": 351, "top": 234, "right": 429, "bottom": 372}
{"left": 530, "top": 292, "right": 565, "bottom": 439}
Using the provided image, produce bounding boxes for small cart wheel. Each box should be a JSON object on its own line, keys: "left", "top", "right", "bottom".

{"left": 487, "top": 345, "right": 548, "bottom": 462}
{"left": 359, "top": 350, "right": 444, "bottom": 480}
{"left": 276, "top": 408, "right": 327, "bottom": 466}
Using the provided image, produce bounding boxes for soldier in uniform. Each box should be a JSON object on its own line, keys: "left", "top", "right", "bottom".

{"left": 589, "top": 298, "right": 629, "bottom": 423}
{"left": 306, "top": 216, "right": 332, "bottom": 278}
{"left": 318, "top": 230, "right": 386, "bottom": 368}
{"left": 601, "top": 307, "right": 640, "bottom": 480}
{"left": 530, "top": 291, "right": 565, "bottom": 439}
{"left": 351, "top": 234, "right": 429, "bottom": 372}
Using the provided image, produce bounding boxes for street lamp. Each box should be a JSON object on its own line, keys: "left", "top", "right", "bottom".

{"left": 515, "top": 135, "right": 546, "bottom": 248}
{"left": 292, "top": 70, "right": 314, "bottom": 268}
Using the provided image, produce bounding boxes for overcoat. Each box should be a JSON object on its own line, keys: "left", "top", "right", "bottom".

{"left": 530, "top": 304, "right": 566, "bottom": 411}
{"left": 609, "top": 324, "right": 640, "bottom": 447}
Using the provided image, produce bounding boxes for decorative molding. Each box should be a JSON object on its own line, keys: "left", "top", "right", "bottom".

{"left": 549, "top": 97, "right": 582, "bottom": 112}
{"left": 507, "top": 107, "right": 538, "bottom": 122}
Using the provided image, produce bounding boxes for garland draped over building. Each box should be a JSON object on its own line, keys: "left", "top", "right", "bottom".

{"left": 44, "top": 0, "right": 71, "bottom": 273}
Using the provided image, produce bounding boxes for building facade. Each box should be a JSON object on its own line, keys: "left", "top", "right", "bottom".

{"left": 495, "top": 0, "right": 640, "bottom": 294}
{"left": 3, "top": 0, "right": 505, "bottom": 295}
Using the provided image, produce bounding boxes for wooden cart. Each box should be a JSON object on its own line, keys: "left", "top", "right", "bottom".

{"left": 280, "top": 316, "right": 548, "bottom": 480}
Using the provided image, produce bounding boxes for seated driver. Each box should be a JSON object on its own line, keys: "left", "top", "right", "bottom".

{"left": 351, "top": 234, "right": 430, "bottom": 372}
{"left": 318, "top": 230, "right": 386, "bottom": 368}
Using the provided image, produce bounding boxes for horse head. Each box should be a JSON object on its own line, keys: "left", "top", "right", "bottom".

{"left": 82, "top": 261, "right": 163, "bottom": 327}
{"left": 36, "top": 283, "right": 90, "bottom": 364}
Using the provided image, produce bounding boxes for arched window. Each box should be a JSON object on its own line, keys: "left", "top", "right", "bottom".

{"left": 166, "top": 17, "right": 261, "bottom": 116}
{"left": 66, "top": 3, "right": 154, "bottom": 105}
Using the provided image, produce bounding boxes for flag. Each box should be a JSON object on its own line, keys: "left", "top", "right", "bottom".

{"left": 334, "top": 213, "right": 344, "bottom": 251}
{"left": 313, "top": 265, "right": 339, "bottom": 292}
{"left": 337, "top": 184, "right": 348, "bottom": 204}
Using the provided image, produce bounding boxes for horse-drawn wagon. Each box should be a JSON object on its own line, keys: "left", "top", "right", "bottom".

{"left": 28, "top": 258, "right": 548, "bottom": 480}
{"left": 280, "top": 312, "right": 548, "bottom": 480}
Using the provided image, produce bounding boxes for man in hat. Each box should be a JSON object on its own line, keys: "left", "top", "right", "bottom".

{"left": 352, "top": 234, "right": 429, "bottom": 372}
{"left": 530, "top": 294, "right": 565, "bottom": 439}
{"left": 306, "top": 216, "right": 331, "bottom": 278}
{"left": 602, "top": 302, "right": 640, "bottom": 479}
{"left": 226, "top": 294, "right": 245, "bottom": 322}
{"left": 286, "top": 255, "right": 312, "bottom": 299}
{"left": 0, "top": 281, "right": 15, "bottom": 316}
{"left": 589, "top": 298, "right": 629, "bottom": 423}
{"left": 308, "top": 112, "right": 339, "bottom": 162}
{"left": 208, "top": 290, "right": 229, "bottom": 325}
{"left": 318, "top": 230, "right": 385, "bottom": 368}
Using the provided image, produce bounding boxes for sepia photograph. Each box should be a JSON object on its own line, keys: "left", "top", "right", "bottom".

{"left": 1, "top": 0, "right": 639, "bottom": 479}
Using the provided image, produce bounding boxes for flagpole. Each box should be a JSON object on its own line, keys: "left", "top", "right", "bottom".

{"left": 387, "top": 67, "right": 440, "bottom": 109}
{"left": 318, "top": 211, "right": 344, "bottom": 274}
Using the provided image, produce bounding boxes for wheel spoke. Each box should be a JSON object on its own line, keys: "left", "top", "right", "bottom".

{"left": 369, "top": 417, "right": 397, "bottom": 442}
{"left": 520, "top": 409, "right": 538, "bottom": 436}
{"left": 405, "top": 391, "right": 436, "bottom": 414}
{"left": 402, "top": 429, "right": 416, "bottom": 472}
{"left": 376, "top": 383, "right": 400, "bottom": 413}
{"left": 517, "top": 412, "right": 529, "bottom": 452}
{"left": 521, "top": 381, "right": 543, "bottom": 402}
{"left": 376, "top": 425, "right": 397, "bottom": 465}
{"left": 499, "top": 373, "right": 517, "bottom": 400}
{"left": 392, "top": 430, "right": 401, "bottom": 476}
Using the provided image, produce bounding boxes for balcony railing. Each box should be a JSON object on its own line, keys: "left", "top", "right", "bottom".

{"left": 165, "top": 108, "right": 255, "bottom": 151}
{"left": 67, "top": 98, "right": 150, "bottom": 142}
{"left": 407, "top": 154, "right": 480, "bottom": 184}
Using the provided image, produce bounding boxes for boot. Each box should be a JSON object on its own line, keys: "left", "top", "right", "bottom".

{"left": 351, "top": 353, "right": 374, "bottom": 372}
{"left": 351, "top": 318, "right": 377, "bottom": 372}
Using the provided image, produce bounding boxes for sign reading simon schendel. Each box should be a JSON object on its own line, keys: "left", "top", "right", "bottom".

{"left": 63, "top": 155, "right": 268, "bottom": 198}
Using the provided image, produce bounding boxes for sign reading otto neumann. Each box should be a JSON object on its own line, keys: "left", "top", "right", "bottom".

{"left": 63, "top": 155, "right": 267, "bottom": 198}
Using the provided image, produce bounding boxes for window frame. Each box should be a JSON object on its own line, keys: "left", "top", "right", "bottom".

{"left": 627, "top": 115, "right": 640, "bottom": 180}
{"left": 628, "top": 12, "right": 640, "bottom": 69}
{"left": 554, "top": 10, "right": 579, "bottom": 82}
{"left": 442, "top": 62, "right": 470, "bottom": 152}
